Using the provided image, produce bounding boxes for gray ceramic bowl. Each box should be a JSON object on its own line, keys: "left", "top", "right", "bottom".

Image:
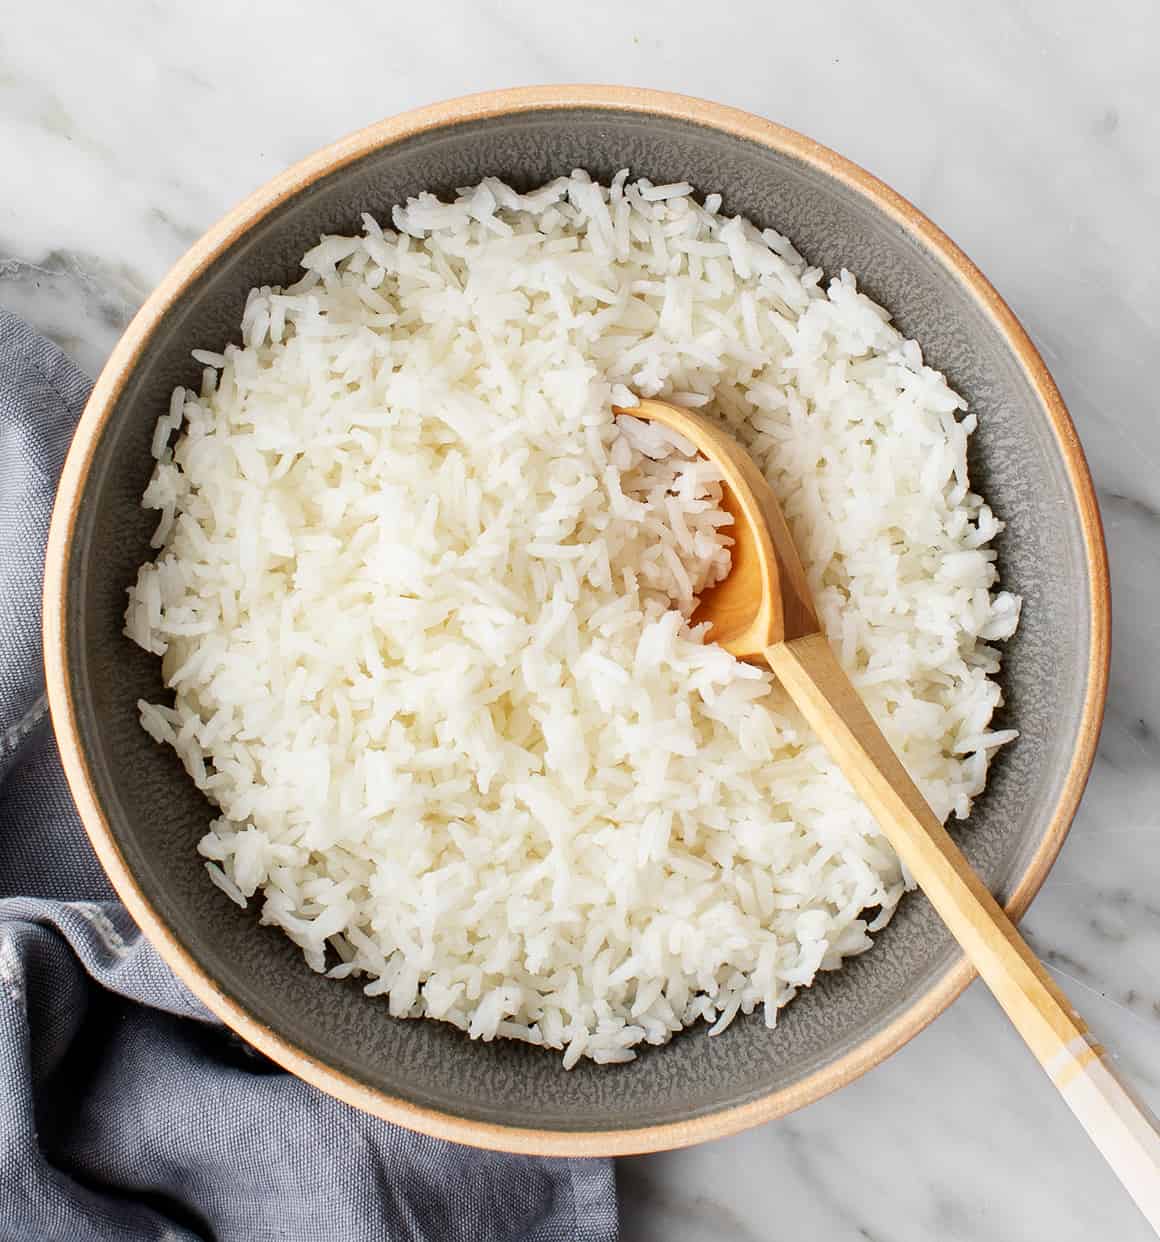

{"left": 44, "top": 86, "right": 1108, "bottom": 1155}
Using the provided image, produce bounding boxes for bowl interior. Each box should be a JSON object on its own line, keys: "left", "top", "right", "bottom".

{"left": 64, "top": 106, "right": 1094, "bottom": 1138}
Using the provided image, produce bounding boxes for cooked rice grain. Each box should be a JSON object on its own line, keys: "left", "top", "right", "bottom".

{"left": 126, "top": 172, "right": 1020, "bottom": 1064}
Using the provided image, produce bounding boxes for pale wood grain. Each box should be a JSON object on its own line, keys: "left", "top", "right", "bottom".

{"left": 767, "top": 635, "right": 1160, "bottom": 1233}
{"left": 627, "top": 397, "right": 1158, "bottom": 1227}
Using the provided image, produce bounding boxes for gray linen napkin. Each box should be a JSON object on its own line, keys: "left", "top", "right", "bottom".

{"left": 0, "top": 308, "right": 618, "bottom": 1242}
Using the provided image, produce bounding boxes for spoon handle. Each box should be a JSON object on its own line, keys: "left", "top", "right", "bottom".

{"left": 766, "top": 631, "right": 1160, "bottom": 1232}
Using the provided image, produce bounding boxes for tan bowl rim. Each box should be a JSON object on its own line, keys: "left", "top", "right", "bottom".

{"left": 43, "top": 84, "right": 1110, "bottom": 1157}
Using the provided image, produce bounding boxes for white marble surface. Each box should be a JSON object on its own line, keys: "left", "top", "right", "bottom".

{"left": 3, "top": 2, "right": 1158, "bottom": 1237}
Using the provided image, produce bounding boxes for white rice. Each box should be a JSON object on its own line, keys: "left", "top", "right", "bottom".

{"left": 125, "top": 172, "right": 1020, "bottom": 1064}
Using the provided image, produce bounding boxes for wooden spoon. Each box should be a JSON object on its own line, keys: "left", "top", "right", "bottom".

{"left": 617, "top": 397, "right": 1160, "bottom": 1229}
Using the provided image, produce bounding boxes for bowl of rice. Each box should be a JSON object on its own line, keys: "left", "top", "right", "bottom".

{"left": 44, "top": 86, "right": 1109, "bottom": 1154}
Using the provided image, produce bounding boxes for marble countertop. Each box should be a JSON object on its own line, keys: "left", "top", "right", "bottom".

{"left": 4, "top": 3, "right": 1157, "bottom": 1238}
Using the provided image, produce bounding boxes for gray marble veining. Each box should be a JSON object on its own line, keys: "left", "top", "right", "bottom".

{"left": 3, "top": 2, "right": 1157, "bottom": 1238}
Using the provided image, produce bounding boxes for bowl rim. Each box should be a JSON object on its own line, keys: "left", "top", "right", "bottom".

{"left": 42, "top": 84, "right": 1110, "bottom": 1156}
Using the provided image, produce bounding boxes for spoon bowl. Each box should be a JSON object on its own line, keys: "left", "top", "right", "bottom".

{"left": 614, "top": 398, "right": 817, "bottom": 656}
